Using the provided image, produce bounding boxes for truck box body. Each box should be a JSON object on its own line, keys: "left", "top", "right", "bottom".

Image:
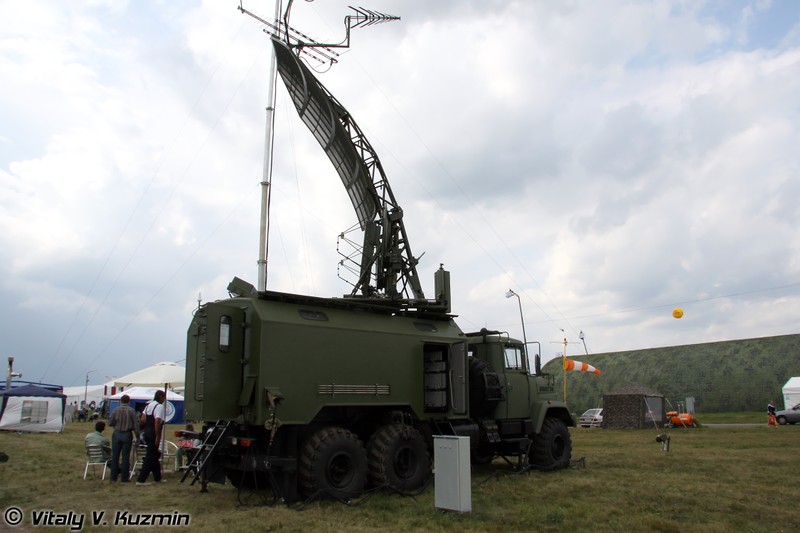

{"left": 185, "top": 291, "right": 468, "bottom": 426}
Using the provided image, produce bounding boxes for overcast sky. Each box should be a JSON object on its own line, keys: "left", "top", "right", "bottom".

{"left": 2, "top": 0, "right": 799, "bottom": 387}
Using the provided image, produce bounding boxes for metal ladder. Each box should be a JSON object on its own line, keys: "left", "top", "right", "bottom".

{"left": 180, "top": 420, "right": 234, "bottom": 490}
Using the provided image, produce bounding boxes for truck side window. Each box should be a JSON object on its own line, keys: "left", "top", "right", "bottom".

{"left": 219, "top": 315, "right": 231, "bottom": 352}
{"left": 504, "top": 346, "right": 523, "bottom": 370}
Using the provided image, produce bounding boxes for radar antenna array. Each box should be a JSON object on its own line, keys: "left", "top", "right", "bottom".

{"left": 240, "top": 2, "right": 425, "bottom": 304}
{"left": 238, "top": 1, "right": 400, "bottom": 70}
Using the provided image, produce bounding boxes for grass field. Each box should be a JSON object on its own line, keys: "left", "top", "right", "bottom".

{"left": 1, "top": 415, "right": 797, "bottom": 532}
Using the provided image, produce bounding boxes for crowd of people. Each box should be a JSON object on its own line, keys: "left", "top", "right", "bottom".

{"left": 82, "top": 390, "right": 199, "bottom": 485}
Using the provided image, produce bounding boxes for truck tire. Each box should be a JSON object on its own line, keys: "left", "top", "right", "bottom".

{"left": 367, "top": 424, "right": 429, "bottom": 491}
{"left": 469, "top": 357, "right": 502, "bottom": 418}
{"left": 530, "top": 417, "right": 571, "bottom": 471}
{"left": 299, "top": 427, "right": 367, "bottom": 499}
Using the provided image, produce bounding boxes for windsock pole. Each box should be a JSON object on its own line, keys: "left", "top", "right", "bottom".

{"left": 562, "top": 334, "right": 567, "bottom": 402}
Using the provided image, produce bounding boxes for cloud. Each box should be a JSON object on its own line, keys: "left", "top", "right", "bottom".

{"left": 1, "top": 0, "right": 799, "bottom": 384}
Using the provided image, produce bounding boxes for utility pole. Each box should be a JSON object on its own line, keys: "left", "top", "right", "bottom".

{"left": 5, "top": 357, "right": 21, "bottom": 391}
{"left": 580, "top": 330, "right": 589, "bottom": 355}
{"left": 84, "top": 370, "right": 96, "bottom": 407}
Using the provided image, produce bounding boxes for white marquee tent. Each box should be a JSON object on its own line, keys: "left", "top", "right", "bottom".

{"left": 62, "top": 383, "right": 114, "bottom": 408}
{"left": 0, "top": 385, "right": 66, "bottom": 432}
{"left": 113, "top": 362, "right": 185, "bottom": 389}
{"left": 782, "top": 377, "right": 800, "bottom": 410}
{"left": 59, "top": 362, "right": 186, "bottom": 413}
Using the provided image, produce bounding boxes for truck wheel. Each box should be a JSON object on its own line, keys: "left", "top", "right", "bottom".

{"left": 299, "top": 427, "right": 367, "bottom": 499}
{"left": 367, "top": 424, "right": 429, "bottom": 491}
{"left": 530, "top": 418, "right": 571, "bottom": 471}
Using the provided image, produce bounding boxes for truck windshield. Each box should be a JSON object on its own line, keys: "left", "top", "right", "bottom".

{"left": 504, "top": 345, "right": 526, "bottom": 371}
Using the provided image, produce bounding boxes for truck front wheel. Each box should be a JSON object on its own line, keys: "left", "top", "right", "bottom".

{"left": 299, "top": 427, "right": 367, "bottom": 499}
{"left": 530, "top": 418, "right": 571, "bottom": 471}
{"left": 367, "top": 424, "right": 429, "bottom": 491}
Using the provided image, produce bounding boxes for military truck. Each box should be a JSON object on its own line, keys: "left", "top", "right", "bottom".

{"left": 182, "top": 37, "right": 574, "bottom": 501}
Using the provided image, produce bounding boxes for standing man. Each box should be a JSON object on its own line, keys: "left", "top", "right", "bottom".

{"left": 136, "top": 390, "right": 166, "bottom": 485}
{"left": 108, "top": 394, "right": 139, "bottom": 482}
{"left": 768, "top": 400, "right": 777, "bottom": 426}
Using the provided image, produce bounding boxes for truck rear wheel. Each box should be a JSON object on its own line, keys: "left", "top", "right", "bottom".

{"left": 530, "top": 417, "right": 571, "bottom": 471}
{"left": 299, "top": 427, "right": 367, "bottom": 499}
{"left": 367, "top": 424, "right": 429, "bottom": 491}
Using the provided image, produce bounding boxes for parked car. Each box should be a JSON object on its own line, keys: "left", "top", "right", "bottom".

{"left": 775, "top": 403, "right": 800, "bottom": 425}
{"left": 579, "top": 408, "right": 603, "bottom": 428}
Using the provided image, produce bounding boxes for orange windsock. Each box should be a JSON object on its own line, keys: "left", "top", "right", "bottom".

{"left": 564, "top": 358, "right": 601, "bottom": 375}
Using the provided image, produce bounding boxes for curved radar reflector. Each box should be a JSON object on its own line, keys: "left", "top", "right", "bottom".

{"left": 272, "top": 38, "right": 378, "bottom": 230}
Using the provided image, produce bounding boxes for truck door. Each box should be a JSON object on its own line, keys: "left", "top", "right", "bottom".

{"left": 423, "top": 342, "right": 467, "bottom": 415}
{"left": 201, "top": 302, "right": 246, "bottom": 420}
{"left": 502, "top": 344, "right": 530, "bottom": 419}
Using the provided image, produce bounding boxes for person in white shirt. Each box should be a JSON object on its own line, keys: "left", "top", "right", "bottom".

{"left": 135, "top": 390, "right": 166, "bottom": 485}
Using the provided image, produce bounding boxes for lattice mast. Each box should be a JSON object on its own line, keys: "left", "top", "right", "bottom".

{"left": 240, "top": 1, "right": 426, "bottom": 301}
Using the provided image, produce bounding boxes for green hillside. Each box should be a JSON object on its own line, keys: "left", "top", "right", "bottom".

{"left": 541, "top": 333, "right": 800, "bottom": 414}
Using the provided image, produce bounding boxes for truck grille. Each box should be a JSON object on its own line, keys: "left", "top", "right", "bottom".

{"left": 317, "top": 384, "right": 391, "bottom": 396}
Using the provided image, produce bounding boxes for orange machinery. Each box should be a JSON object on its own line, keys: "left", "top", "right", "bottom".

{"left": 666, "top": 411, "right": 696, "bottom": 428}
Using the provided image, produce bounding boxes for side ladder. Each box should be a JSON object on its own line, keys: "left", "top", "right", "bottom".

{"left": 180, "top": 420, "right": 235, "bottom": 491}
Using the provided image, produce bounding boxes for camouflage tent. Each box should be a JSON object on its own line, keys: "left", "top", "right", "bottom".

{"left": 602, "top": 383, "right": 665, "bottom": 429}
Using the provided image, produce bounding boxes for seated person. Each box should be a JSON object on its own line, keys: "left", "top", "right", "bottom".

{"left": 176, "top": 423, "right": 202, "bottom": 469}
{"left": 85, "top": 421, "right": 112, "bottom": 462}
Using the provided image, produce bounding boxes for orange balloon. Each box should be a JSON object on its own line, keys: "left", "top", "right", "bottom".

{"left": 672, "top": 308, "right": 684, "bottom": 319}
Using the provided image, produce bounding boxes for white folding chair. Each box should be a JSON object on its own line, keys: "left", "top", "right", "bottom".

{"left": 130, "top": 444, "right": 147, "bottom": 477}
{"left": 84, "top": 445, "right": 108, "bottom": 480}
{"left": 161, "top": 441, "right": 179, "bottom": 472}
{"left": 131, "top": 440, "right": 179, "bottom": 475}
